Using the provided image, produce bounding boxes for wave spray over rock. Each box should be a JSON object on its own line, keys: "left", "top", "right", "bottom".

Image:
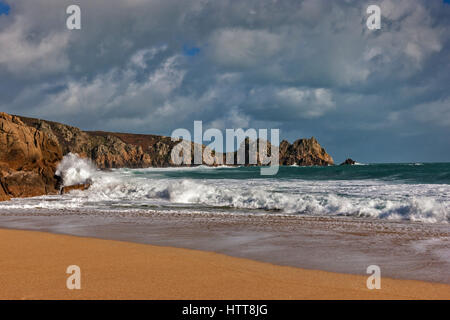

{"left": 55, "top": 153, "right": 98, "bottom": 187}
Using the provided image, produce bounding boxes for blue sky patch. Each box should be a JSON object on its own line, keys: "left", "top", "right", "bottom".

{"left": 183, "top": 45, "right": 200, "bottom": 57}
{"left": 0, "top": 1, "right": 10, "bottom": 16}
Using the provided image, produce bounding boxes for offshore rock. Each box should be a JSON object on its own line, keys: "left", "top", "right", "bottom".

{"left": 340, "top": 158, "right": 356, "bottom": 165}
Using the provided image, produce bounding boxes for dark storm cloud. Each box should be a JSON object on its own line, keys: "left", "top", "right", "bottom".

{"left": 0, "top": 0, "right": 449, "bottom": 163}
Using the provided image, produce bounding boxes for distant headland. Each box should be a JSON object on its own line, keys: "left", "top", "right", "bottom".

{"left": 0, "top": 112, "right": 334, "bottom": 201}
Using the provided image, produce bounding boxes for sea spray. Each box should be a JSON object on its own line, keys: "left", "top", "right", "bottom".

{"left": 1, "top": 164, "right": 448, "bottom": 223}
{"left": 55, "top": 153, "right": 98, "bottom": 187}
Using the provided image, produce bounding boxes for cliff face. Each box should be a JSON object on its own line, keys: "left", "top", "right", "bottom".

{"left": 0, "top": 112, "right": 334, "bottom": 200}
{"left": 16, "top": 114, "right": 334, "bottom": 169}
{"left": 19, "top": 116, "right": 157, "bottom": 169}
{"left": 0, "top": 113, "right": 63, "bottom": 201}
{"left": 19, "top": 116, "right": 216, "bottom": 169}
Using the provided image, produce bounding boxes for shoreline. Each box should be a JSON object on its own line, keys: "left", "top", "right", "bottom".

{"left": 0, "top": 228, "right": 449, "bottom": 299}
{"left": 0, "top": 210, "right": 448, "bottom": 285}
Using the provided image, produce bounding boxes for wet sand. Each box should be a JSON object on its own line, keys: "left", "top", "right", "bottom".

{"left": 0, "top": 228, "right": 449, "bottom": 300}
{"left": 0, "top": 210, "right": 448, "bottom": 284}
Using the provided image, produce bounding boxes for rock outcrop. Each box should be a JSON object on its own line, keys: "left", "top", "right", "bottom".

{"left": 0, "top": 113, "right": 63, "bottom": 200}
{"left": 225, "top": 137, "right": 332, "bottom": 166}
{"left": 19, "top": 117, "right": 157, "bottom": 169}
{"left": 18, "top": 115, "right": 334, "bottom": 168}
{"left": 60, "top": 182, "right": 91, "bottom": 195}
{"left": 279, "top": 137, "right": 334, "bottom": 166}
{"left": 19, "top": 117, "right": 205, "bottom": 169}
{"left": 18, "top": 116, "right": 222, "bottom": 170}
{"left": 0, "top": 112, "right": 335, "bottom": 201}
{"left": 340, "top": 158, "right": 356, "bottom": 165}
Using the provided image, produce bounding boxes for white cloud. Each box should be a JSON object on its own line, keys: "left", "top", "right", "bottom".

{"left": 8, "top": 49, "right": 186, "bottom": 126}
{"left": 0, "top": 0, "right": 449, "bottom": 161}
{"left": 0, "top": 16, "right": 70, "bottom": 77}
{"left": 129, "top": 45, "right": 168, "bottom": 68}
{"left": 275, "top": 87, "right": 335, "bottom": 118}
{"left": 369, "top": 0, "right": 444, "bottom": 68}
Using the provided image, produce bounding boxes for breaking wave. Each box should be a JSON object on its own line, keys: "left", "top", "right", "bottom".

{"left": 89, "top": 177, "right": 449, "bottom": 223}
{"left": 1, "top": 163, "right": 448, "bottom": 223}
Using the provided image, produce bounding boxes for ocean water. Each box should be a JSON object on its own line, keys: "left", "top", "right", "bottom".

{"left": 0, "top": 155, "right": 449, "bottom": 283}
{"left": 0, "top": 155, "right": 449, "bottom": 224}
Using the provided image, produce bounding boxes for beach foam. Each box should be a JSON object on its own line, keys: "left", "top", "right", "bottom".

{"left": 1, "top": 164, "right": 449, "bottom": 223}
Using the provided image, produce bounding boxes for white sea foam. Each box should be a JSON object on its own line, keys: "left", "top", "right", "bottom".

{"left": 1, "top": 167, "right": 449, "bottom": 223}
{"left": 55, "top": 153, "right": 98, "bottom": 186}
{"left": 1, "top": 163, "right": 449, "bottom": 223}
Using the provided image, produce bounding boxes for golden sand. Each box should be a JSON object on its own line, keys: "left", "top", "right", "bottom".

{"left": 0, "top": 228, "right": 448, "bottom": 300}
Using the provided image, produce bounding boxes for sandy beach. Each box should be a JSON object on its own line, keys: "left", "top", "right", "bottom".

{"left": 0, "top": 228, "right": 449, "bottom": 300}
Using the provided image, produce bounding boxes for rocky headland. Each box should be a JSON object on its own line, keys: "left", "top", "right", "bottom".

{"left": 0, "top": 112, "right": 334, "bottom": 200}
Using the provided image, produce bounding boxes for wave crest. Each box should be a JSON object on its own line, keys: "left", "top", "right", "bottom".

{"left": 76, "top": 177, "right": 450, "bottom": 223}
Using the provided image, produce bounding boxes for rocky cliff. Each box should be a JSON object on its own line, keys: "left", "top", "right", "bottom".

{"left": 279, "top": 137, "right": 334, "bottom": 166}
{"left": 19, "top": 116, "right": 157, "bottom": 169}
{"left": 0, "top": 113, "right": 63, "bottom": 201}
{"left": 19, "top": 116, "right": 333, "bottom": 168}
{"left": 227, "top": 137, "right": 334, "bottom": 167}
{"left": 0, "top": 112, "right": 334, "bottom": 200}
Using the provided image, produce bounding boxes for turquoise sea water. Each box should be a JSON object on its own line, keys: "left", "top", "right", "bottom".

{"left": 129, "top": 162, "right": 450, "bottom": 184}
{"left": 1, "top": 161, "right": 449, "bottom": 223}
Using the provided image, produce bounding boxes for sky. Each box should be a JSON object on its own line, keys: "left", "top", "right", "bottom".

{"left": 0, "top": 0, "right": 449, "bottom": 164}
